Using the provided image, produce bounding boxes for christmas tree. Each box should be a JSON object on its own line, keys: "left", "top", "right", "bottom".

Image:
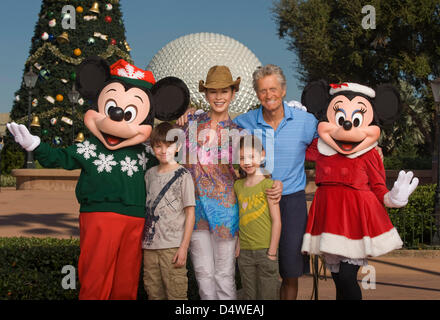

{"left": 2, "top": 0, "right": 132, "bottom": 172}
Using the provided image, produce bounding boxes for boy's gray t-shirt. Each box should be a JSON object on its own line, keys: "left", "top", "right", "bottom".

{"left": 142, "top": 165, "right": 195, "bottom": 250}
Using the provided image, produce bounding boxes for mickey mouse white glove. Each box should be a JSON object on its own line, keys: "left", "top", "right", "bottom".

{"left": 384, "top": 170, "right": 419, "bottom": 208}
{"left": 6, "top": 122, "right": 41, "bottom": 152}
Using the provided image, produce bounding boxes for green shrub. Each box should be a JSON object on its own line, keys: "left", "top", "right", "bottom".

{"left": 383, "top": 156, "right": 431, "bottom": 170}
{"left": 0, "top": 237, "right": 242, "bottom": 300}
{"left": 388, "top": 184, "right": 438, "bottom": 248}
{"left": 0, "top": 175, "right": 16, "bottom": 187}
{"left": 0, "top": 144, "right": 25, "bottom": 174}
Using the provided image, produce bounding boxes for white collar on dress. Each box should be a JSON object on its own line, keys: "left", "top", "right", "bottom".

{"left": 317, "top": 138, "right": 378, "bottom": 159}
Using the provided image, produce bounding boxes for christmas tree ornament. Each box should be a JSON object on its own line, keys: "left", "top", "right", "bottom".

{"left": 39, "top": 68, "right": 50, "bottom": 81}
{"left": 48, "top": 19, "right": 56, "bottom": 27}
{"left": 60, "top": 126, "right": 65, "bottom": 132}
{"left": 84, "top": 15, "right": 98, "bottom": 21}
{"left": 74, "top": 132, "right": 85, "bottom": 143}
{"left": 87, "top": 37, "right": 96, "bottom": 45}
{"left": 34, "top": 63, "right": 42, "bottom": 70}
{"left": 123, "top": 40, "right": 131, "bottom": 52}
{"left": 76, "top": 6, "right": 84, "bottom": 13}
{"left": 89, "top": 2, "right": 100, "bottom": 14}
{"left": 70, "top": 72, "right": 76, "bottom": 81}
{"left": 50, "top": 117, "right": 57, "bottom": 125}
{"left": 61, "top": 116, "right": 73, "bottom": 126}
{"left": 45, "top": 96, "right": 55, "bottom": 104}
{"left": 94, "top": 32, "right": 108, "bottom": 40}
{"left": 73, "top": 48, "right": 82, "bottom": 56}
{"left": 78, "top": 98, "right": 84, "bottom": 106}
{"left": 105, "top": 3, "right": 113, "bottom": 11}
{"left": 48, "top": 34, "right": 55, "bottom": 42}
{"left": 41, "top": 32, "right": 49, "bottom": 41}
{"left": 105, "top": 16, "right": 112, "bottom": 23}
{"left": 57, "top": 32, "right": 70, "bottom": 44}
{"left": 110, "top": 38, "right": 117, "bottom": 45}
{"left": 42, "top": 129, "right": 49, "bottom": 135}
{"left": 60, "top": 78, "right": 68, "bottom": 84}
{"left": 32, "top": 98, "right": 38, "bottom": 107}
{"left": 53, "top": 136, "right": 62, "bottom": 145}
{"left": 56, "top": 94, "right": 64, "bottom": 102}
{"left": 15, "top": 95, "right": 20, "bottom": 102}
{"left": 30, "top": 116, "right": 41, "bottom": 127}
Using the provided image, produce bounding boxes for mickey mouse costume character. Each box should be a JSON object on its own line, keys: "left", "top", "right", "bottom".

{"left": 7, "top": 57, "right": 189, "bottom": 300}
{"left": 301, "top": 81, "right": 419, "bottom": 300}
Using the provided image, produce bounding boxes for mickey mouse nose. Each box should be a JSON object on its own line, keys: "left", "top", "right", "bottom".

{"left": 343, "top": 120, "right": 353, "bottom": 131}
{"left": 108, "top": 106, "right": 124, "bottom": 122}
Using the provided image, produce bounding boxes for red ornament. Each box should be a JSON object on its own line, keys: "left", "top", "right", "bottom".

{"left": 105, "top": 15, "right": 112, "bottom": 23}
{"left": 111, "top": 38, "right": 117, "bottom": 45}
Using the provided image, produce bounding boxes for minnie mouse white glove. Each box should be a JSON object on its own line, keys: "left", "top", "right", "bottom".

{"left": 384, "top": 170, "right": 419, "bottom": 208}
{"left": 6, "top": 122, "right": 41, "bottom": 152}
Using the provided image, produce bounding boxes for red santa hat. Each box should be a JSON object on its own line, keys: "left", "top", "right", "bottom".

{"left": 109, "top": 59, "right": 156, "bottom": 89}
{"left": 329, "top": 82, "right": 375, "bottom": 98}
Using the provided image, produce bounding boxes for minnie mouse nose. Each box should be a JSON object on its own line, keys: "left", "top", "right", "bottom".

{"left": 109, "top": 106, "right": 124, "bottom": 122}
{"left": 343, "top": 120, "right": 353, "bottom": 131}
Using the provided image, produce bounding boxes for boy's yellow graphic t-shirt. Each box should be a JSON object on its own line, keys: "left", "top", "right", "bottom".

{"left": 233, "top": 178, "right": 274, "bottom": 250}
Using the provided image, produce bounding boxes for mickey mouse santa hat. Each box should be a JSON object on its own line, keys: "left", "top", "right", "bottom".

{"left": 110, "top": 59, "right": 156, "bottom": 89}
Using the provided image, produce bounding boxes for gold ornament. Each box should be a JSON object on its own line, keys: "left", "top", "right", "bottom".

{"left": 123, "top": 40, "right": 131, "bottom": 52}
{"left": 30, "top": 116, "right": 41, "bottom": 127}
{"left": 57, "top": 32, "right": 70, "bottom": 44}
{"left": 74, "top": 132, "right": 85, "bottom": 143}
{"left": 73, "top": 48, "right": 82, "bottom": 56}
{"left": 56, "top": 94, "right": 64, "bottom": 102}
{"left": 89, "top": 2, "right": 100, "bottom": 14}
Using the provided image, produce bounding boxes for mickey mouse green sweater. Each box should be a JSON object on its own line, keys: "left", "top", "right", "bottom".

{"left": 34, "top": 136, "right": 158, "bottom": 218}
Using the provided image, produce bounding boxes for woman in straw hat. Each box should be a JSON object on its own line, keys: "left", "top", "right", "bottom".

{"left": 178, "top": 65, "right": 242, "bottom": 300}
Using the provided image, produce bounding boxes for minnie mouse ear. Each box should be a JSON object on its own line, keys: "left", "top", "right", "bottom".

{"left": 151, "top": 77, "right": 190, "bottom": 121}
{"left": 374, "top": 84, "right": 401, "bottom": 127}
{"left": 301, "top": 80, "right": 330, "bottom": 119}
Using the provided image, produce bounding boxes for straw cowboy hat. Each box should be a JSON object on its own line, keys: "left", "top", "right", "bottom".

{"left": 199, "top": 65, "right": 241, "bottom": 92}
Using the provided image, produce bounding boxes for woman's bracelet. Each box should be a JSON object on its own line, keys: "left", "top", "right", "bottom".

{"left": 266, "top": 250, "right": 277, "bottom": 257}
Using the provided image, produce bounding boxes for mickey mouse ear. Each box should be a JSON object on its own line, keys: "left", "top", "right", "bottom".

{"left": 76, "top": 56, "right": 110, "bottom": 101}
{"left": 151, "top": 77, "right": 190, "bottom": 121}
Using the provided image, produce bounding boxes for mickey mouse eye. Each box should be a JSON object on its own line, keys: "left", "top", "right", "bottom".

{"left": 352, "top": 112, "right": 364, "bottom": 127}
{"left": 104, "top": 100, "right": 117, "bottom": 117}
{"left": 124, "top": 106, "right": 137, "bottom": 123}
{"left": 335, "top": 111, "right": 346, "bottom": 126}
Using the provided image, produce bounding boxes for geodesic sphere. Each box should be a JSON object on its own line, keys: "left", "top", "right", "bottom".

{"left": 146, "top": 33, "right": 262, "bottom": 114}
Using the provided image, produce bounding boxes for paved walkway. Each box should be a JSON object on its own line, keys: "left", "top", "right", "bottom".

{"left": 0, "top": 187, "right": 439, "bottom": 300}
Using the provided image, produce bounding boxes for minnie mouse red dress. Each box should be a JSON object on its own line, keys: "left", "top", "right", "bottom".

{"left": 302, "top": 138, "right": 403, "bottom": 260}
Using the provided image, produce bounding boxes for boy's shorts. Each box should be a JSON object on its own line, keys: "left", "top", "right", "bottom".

{"left": 143, "top": 247, "right": 188, "bottom": 300}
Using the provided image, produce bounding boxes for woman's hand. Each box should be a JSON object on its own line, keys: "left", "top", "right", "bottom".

{"left": 265, "top": 180, "right": 283, "bottom": 204}
{"left": 176, "top": 107, "right": 197, "bottom": 127}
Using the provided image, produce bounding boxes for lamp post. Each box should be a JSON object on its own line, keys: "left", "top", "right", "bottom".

{"left": 430, "top": 78, "right": 440, "bottom": 245}
{"left": 23, "top": 67, "right": 38, "bottom": 168}
{"left": 67, "top": 84, "right": 80, "bottom": 145}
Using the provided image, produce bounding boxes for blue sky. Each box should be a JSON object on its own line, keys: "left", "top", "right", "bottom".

{"left": 0, "top": 0, "right": 302, "bottom": 114}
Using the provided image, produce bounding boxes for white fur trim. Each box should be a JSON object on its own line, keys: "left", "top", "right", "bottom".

{"left": 317, "top": 138, "right": 378, "bottom": 159}
{"left": 330, "top": 82, "right": 376, "bottom": 98}
{"left": 301, "top": 228, "right": 403, "bottom": 259}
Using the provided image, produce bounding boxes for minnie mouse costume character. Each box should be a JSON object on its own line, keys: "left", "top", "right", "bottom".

{"left": 7, "top": 57, "right": 189, "bottom": 300}
{"left": 301, "top": 81, "right": 419, "bottom": 300}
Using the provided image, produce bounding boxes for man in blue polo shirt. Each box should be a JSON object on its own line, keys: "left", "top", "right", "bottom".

{"left": 233, "top": 64, "right": 318, "bottom": 300}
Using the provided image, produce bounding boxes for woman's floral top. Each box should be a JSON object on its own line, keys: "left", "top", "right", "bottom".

{"left": 181, "top": 111, "right": 242, "bottom": 240}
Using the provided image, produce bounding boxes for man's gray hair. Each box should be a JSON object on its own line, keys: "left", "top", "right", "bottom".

{"left": 252, "top": 64, "right": 287, "bottom": 92}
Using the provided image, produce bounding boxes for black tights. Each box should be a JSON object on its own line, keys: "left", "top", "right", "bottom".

{"left": 331, "top": 262, "right": 362, "bottom": 300}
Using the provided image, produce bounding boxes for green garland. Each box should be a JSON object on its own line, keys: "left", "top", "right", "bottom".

{"left": 26, "top": 42, "right": 132, "bottom": 66}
